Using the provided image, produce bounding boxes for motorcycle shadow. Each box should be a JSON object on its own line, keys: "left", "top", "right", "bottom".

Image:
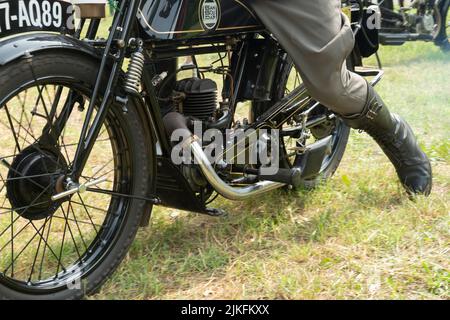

{"left": 96, "top": 180, "right": 406, "bottom": 298}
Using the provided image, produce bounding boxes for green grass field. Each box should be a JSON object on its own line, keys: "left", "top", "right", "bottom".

{"left": 88, "top": 41, "right": 449, "bottom": 300}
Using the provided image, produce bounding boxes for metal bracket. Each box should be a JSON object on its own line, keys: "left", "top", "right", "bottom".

{"left": 354, "top": 66, "right": 385, "bottom": 86}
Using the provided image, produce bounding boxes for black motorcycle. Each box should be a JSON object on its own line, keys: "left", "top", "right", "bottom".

{"left": 0, "top": 0, "right": 382, "bottom": 299}
{"left": 375, "top": 0, "right": 449, "bottom": 50}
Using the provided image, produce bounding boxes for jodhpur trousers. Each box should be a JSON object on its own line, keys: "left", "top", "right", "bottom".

{"left": 246, "top": 0, "right": 369, "bottom": 115}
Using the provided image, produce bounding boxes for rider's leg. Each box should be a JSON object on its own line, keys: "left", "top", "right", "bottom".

{"left": 247, "top": 0, "right": 432, "bottom": 195}
{"left": 247, "top": 0, "right": 367, "bottom": 115}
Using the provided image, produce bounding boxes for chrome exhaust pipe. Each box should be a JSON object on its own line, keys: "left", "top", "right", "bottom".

{"left": 190, "top": 138, "right": 285, "bottom": 200}
{"left": 164, "top": 113, "right": 285, "bottom": 201}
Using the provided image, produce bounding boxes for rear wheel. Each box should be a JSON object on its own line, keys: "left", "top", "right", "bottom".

{"left": 0, "top": 51, "right": 153, "bottom": 299}
{"left": 434, "top": 0, "right": 450, "bottom": 51}
{"left": 253, "top": 56, "right": 350, "bottom": 188}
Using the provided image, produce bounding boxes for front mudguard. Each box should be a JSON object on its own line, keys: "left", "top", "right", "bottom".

{"left": 0, "top": 33, "right": 101, "bottom": 66}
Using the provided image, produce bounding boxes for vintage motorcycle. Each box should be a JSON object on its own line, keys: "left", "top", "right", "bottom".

{"left": 375, "top": 0, "right": 449, "bottom": 50}
{"left": 0, "top": 0, "right": 382, "bottom": 299}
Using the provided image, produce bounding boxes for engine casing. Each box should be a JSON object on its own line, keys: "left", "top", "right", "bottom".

{"left": 174, "top": 78, "right": 218, "bottom": 122}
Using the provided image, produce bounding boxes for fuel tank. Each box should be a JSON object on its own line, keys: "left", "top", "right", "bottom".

{"left": 137, "top": 0, "right": 264, "bottom": 41}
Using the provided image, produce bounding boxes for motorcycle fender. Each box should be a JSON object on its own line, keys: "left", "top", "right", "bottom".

{"left": 0, "top": 33, "right": 100, "bottom": 66}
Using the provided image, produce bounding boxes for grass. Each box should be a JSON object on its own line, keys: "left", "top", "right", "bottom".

{"left": 0, "top": 15, "right": 447, "bottom": 299}
{"left": 89, "top": 40, "right": 449, "bottom": 300}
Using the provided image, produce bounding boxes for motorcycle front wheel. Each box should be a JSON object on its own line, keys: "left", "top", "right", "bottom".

{"left": 0, "top": 51, "right": 153, "bottom": 299}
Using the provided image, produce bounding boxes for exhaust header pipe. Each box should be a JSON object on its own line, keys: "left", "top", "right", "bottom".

{"left": 163, "top": 112, "right": 286, "bottom": 201}
{"left": 190, "top": 141, "right": 285, "bottom": 200}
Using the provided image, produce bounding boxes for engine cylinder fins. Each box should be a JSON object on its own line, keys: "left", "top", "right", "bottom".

{"left": 124, "top": 50, "right": 145, "bottom": 95}
{"left": 174, "top": 78, "right": 218, "bottom": 121}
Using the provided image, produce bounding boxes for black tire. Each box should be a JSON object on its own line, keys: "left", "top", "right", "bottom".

{"left": 253, "top": 56, "right": 350, "bottom": 189}
{"left": 434, "top": 0, "right": 449, "bottom": 51}
{"left": 0, "top": 51, "right": 153, "bottom": 299}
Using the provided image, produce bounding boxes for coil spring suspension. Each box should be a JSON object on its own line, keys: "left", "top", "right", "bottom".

{"left": 124, "top": 48, "right": 145, "bottom": 95}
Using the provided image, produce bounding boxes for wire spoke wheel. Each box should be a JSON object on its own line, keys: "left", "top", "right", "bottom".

{"left": 0, "top": 52, "right": 150, "bottom": 299}
{"left": 434, "top": 0, "right": 450, "bottom": 50}
{"left": 0, "top": 83, "right": 124, "bottom": 290}
{"left": 447, "top": 4, "right": 450, "bottom": 42}
{"left": 275, "top": 59, "right": 350, "bottom": 187}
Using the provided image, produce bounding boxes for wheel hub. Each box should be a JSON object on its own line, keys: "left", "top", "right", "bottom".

{"left": 6, "top": 146, "right": 68, "bottom": 221}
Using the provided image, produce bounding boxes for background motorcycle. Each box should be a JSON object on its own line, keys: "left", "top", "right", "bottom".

{"left": 0, "top": 0, "right": 381, "bottom": 299}
{"left": 374, "top": 0, "right": 449, "bottom": 50}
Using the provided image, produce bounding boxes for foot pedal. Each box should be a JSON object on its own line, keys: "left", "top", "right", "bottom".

{"left": 297, "top": 136, "right": 333, "bottom": 180}
{"left": 354, "top": 66, "right": 384, "bottom": 86}
{"left": 257, "top": 167, "right": 303, "bottom": 188}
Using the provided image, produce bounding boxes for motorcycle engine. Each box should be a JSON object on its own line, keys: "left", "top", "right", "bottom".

{"left": 173, "top": 78, "right": 218, "bottom": 122}
{"left": 171, "top": 77, "right": 219, "bottom": 194}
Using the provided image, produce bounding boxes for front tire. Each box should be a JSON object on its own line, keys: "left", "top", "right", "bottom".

{"left": 434, "top": 0, "right": 450, "bottom": 51}
{"left": 0, "top": 51, "right": 153, "bottom": 299}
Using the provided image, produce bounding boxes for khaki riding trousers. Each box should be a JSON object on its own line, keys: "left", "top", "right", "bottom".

{"left": 246, "top": 0, "right": 369, "bottom": 115}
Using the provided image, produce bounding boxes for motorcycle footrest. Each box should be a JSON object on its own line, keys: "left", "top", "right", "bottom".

{"left": 257, "top": 167, "right": 303, "bottom": 188}
{"left": 297, "top": 135, "right": 333, "bottom": 180}
{"left": 354, "top": 66, "right": 382, "bottom": 77}
{"left": 354, "top": 66, "right": 384, "bottom": 86}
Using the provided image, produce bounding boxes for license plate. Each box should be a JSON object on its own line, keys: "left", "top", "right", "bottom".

{"left": 0, "top": 0, "right": 75, "bottom": 39}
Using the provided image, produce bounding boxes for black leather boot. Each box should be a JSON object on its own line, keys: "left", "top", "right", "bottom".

{"left": 342, "top": 85, "right": 432, "bottom": 196}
